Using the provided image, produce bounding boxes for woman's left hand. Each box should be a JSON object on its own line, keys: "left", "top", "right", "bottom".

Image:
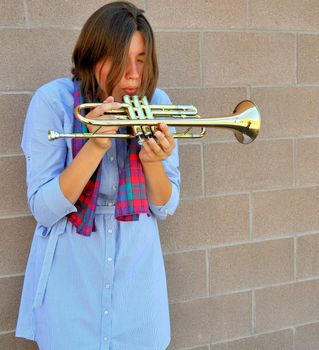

{"left": 139, "top": 123, "right": 176, "bottom": 163}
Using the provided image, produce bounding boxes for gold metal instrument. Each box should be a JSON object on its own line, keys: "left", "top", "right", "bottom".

{"left": 48, "top": 95, "right": 261, "bottom": 145}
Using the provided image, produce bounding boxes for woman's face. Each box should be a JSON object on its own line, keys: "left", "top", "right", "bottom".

{"left": 94, "top": 31, "right": 146, "bottom": 102}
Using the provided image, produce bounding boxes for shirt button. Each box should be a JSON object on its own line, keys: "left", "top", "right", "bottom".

{"left": 105, "top": 284, "right": 110, "bottom": 289}
{"left": 107, "top": 201, "right": 113, "bottom": 206}
{"left": 107, "top": 257, "right": 113, "bottom": 262}
{"left": 108, "top": 229, "right": 113, "bottom": 234}
{"left": 103, "top": 336, "right": 108, "bottom": 341}
{"left": 109, "top": 156, "right": 114, "bottom": 161}
{"left": 104, "top": 310, "right": 109, "bottom": 315}
{"left": 112, "top": 185, "right": 117, "bottom": 191}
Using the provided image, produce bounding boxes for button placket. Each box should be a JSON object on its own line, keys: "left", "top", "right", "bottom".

{"left": 100, "top": 218, "right": 115, "bottom": 349}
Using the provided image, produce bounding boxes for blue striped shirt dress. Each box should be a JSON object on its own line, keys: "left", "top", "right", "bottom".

{"left": 15, "top": 78, "right": 180, "bottom": 350}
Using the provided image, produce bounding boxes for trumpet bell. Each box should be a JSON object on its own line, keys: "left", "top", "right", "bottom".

{"left": 232, "top": 100, "right": 260, "bottom": 144}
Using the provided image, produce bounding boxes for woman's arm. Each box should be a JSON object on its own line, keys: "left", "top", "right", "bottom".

{"left": 59, "top": 139, "right": 106, "bottom": 204}
{"left": 59, "top": 96, "right": 120, "bottom": 204}
{"left": 139, "top": 123, "right": 176, "bottom": 206}
{"left": 22, "top": 86, "right": 119, "bottom": 227}
{"left": 141, "top": 161, "right": 172, "bottom": 206}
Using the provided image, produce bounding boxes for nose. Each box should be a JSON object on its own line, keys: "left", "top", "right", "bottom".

{"left": 126, "top": 60, "right": 139, "bottom": 80}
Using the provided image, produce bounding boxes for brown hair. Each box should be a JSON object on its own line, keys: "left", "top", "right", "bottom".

{"left": 72, "top": 1, "right": 158, "bottom": 101}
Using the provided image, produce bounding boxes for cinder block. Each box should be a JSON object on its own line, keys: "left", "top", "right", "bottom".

{"left": 0, "top": 156, "right": 28, "bottom": 215}
{"left": 159, "top": 195, "right": 249, "bottom": 252}
{"left": 178, "top": 144, "right": 203, "bottom": 198}
{"left": 210, "top": 239, "right": 294, "bottom": 294}
{"left": 0, "top": 94, "right": 31, "bottom": 155}
{"left": 253, "top": 187, "right": 319, "bottom": 237}
{"left": 297, "top": 233, "right": 319, "bottom": 279}
{"left": 295, "top": 322, "right": 319, "bottom": 350}
{"left": 1, "top": 0, "right": 25, "bottom": 25}
{"left": 164, "top": 250, "right": 207, "bottom": 302}
{"left": 250, "top": 0, "right": 319, "bottom": 31}
{"left": 146, "top": 0, "right": 246, "bottom": 29}
{"left": 26, "top": 0, "right": 145, "bottom": 27}
{"left": 298, "top": 35, "right": 319, "bottom": 84}
{"left": 156, "top": 32, "right": 201, "bottom": 88}
{"left": 297, "top": 138, "right": 319, "bottom": 186}
{"left": 204, "top": 140, "right": 293, "bottom": 194}
{"left": 169, "top": 292, "right": 251, "bottom": 348}
{"left": 0, "top": 276, "right": 23, "bottom": 331}
{"left": 0, "top": 333, "right": 38, "bottom": 350}
{"left": 0, "top": 29, "right": 78, "bottom": 91}
{"left": 211, "top": 329, "right": 293, "bottom": 350}
{"left": 202, "top": 32, "right": 295, "bottom": 86}
{"left": 255, "top": 280, "right": 319, "bottom": 332}
{"left": 252, "top": 87, "right": 319, "bottom": 139}
{"left": 0, "top": 216, "right": 35, "bottom": 275}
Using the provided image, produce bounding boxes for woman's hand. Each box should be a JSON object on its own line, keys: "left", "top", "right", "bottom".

{"left": 86, "top": 96, "right": 121, "bottom": 151}
{"left": 139, "top": 123, "right": 176, "bottom": 163}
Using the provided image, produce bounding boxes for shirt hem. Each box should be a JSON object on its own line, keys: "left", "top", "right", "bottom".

{"left": 15, "top": 330, "right": 36, "bottom": 342}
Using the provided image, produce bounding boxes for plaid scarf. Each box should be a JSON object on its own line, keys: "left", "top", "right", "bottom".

{"left": 68, "top": 80, "right": 150, "bottom": 236}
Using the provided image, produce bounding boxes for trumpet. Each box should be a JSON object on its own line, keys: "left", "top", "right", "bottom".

{"left": 48, "top": 95, "right": 261, "bottom": 145}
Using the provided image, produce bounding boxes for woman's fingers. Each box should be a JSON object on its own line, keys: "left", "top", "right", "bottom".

{"left": 86, "top": 96, "right": 121, "bottom": 120}
{"left": 154, "top": 131, "right": 170, "bottom": 151}
{"left": 141, "top": 139, "right": 164, "bottom": 161}
{"left": 153, "top": 124, "right": 175, "bottom": 153}
{"left": 148, "top": 138, "right": 165, "bottom": 155}
{"left": 85, "top": 96, "right": 121, "bottom": 135}
{"left": 104, "top": 96, "right": 114, "bottom": 104}
{"left": 141, "top": 136, "right": 173, "bottom": 161}
{"left": 157, "top": 123, "right": 174, "bottom": 145}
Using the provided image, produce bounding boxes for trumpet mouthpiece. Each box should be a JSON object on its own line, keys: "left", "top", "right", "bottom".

{"left": 48, "top": 130, "right": 59, "bottom": 141}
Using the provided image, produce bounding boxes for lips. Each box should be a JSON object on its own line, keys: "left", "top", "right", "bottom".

{"left": 122, "top": 87, "right": 138, "bottom": 95}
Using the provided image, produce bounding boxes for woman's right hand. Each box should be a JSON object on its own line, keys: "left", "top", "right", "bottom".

{"left": 86, "top": 96, "right": 121, "bottom": 151}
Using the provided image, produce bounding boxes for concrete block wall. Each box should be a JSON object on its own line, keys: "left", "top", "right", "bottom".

{"left": 1, "top": 1, "right": 319, "bottom": 349}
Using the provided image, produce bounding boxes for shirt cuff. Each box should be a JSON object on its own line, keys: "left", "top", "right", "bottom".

{"left": 148, "top": 184, "right": 179, "bottom": 220}
{"left": 36, "top": 176, "right": 77, "bottom": 227}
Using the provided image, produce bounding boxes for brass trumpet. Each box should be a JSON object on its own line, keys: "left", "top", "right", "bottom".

{"left": 48, "top": 95, "right": 261, "bottom": 144}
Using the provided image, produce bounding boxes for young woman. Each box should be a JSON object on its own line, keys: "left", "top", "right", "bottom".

{"left": 15, "top": 2, "right": 180, "bottom": 350}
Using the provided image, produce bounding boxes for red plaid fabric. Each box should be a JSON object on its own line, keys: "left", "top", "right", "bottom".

{"left": 67, "top": 81, "right": 101, "bottom": 236}
{"left": 115, "top": 139, "right": 150, "bottom": 221}
{"left": 68, "top": 80, "right": 149, "bottom": 236}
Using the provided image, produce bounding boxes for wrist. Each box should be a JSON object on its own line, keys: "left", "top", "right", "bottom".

{"left": 86, "top": 139, "right": 111, "bottom": 155}
{"left": 140, "top": 159, "right": 162, "bottom": 169}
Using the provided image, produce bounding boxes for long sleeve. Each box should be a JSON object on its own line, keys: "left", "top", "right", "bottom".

{"left": 148, "top": 89, "right": 181, "bottom": 220}
{"left": 21, "top": 81, "right": 77, "bottom": 229}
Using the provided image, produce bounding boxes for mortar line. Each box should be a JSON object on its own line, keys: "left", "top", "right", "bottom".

{"left": 22, "top": 0, "right": 29, "bottom": 27}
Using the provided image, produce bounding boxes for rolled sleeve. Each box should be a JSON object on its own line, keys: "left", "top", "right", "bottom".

{"left": 148, "top": 88, "right": 181, "bottom": 220}
{"left": 22, "top": 83, "right": 76, "bottom": 229}
{"left": 149, "top": 183, "right": 179, "bottom": 220}
{"left": 31, "top": 176, "right": 77, "bottom": 228}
